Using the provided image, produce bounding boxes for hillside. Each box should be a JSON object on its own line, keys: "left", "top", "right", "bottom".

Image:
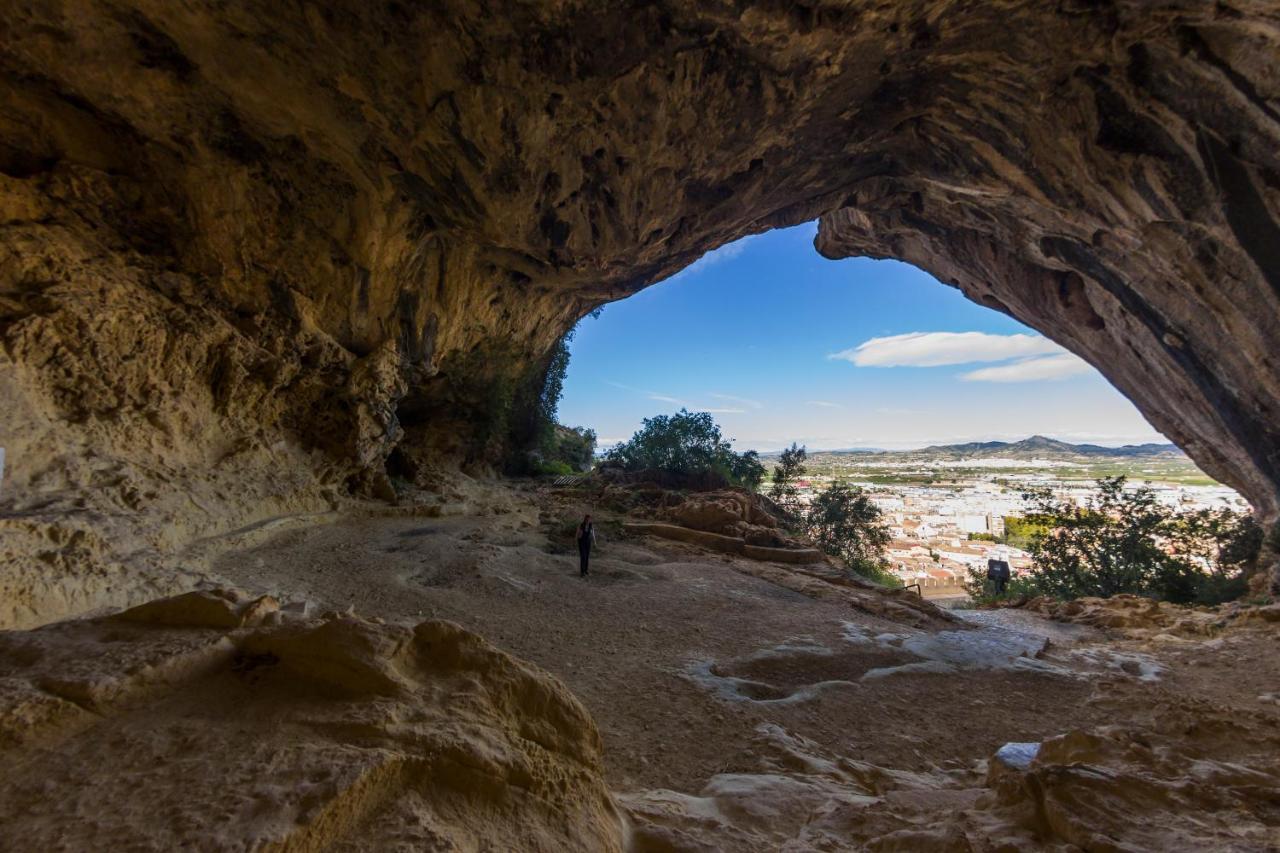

{"left": 919, "top": 435, "right": 1184, "bottom": 458}
{"left": 760, "top": 436, "right": 1184, "bottom": 460}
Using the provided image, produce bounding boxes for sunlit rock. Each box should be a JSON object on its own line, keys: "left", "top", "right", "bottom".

{"left": 0, "top": 591, "right": 626, "bottom": 850}
{"left": 0, "top": 2, "right": 1278, "bottom": 620}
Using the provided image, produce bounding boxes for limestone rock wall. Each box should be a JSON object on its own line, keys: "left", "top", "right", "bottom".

{"left": 1, "top": 0, "right": 1279, "bottom": 624}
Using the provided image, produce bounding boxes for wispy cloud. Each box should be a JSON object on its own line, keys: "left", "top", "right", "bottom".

{"left": 960, "top": 353, "right": 1092, "bottom": 383}
{"left": 829, "top": 331, "right": 1063, "bottom": 367}
{"left": 607, "top": 381, "right": 688, "bottom": 406}
{"left": 806, "top": 400, "right": 842, "bottom": 409}
{"left": 712, "top": 393, "right": 763, "bottom": 410}
{"left": 605, "top": 381, "right": 745, "bottom": 414}
{"left": 671, "top": 235, "right": 760, "bottom": 280}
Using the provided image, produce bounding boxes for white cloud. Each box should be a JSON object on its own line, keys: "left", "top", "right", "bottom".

{"left": 671, "top": 235, "right": 760, "bottom": 279}
{"left": 830, "top": 331, "right": 1063, "bottom": 367}
{"left": 806, "top": 400, "right": 842, "bottom": 409}
{"left": 960, "top": 353, "right": 1092, "bottom": 383}
{"left": 606, "top": 381, "right": 745, "bottom": 414}
{"left": 711, "top": 393, "right": 763, "bottom": 410}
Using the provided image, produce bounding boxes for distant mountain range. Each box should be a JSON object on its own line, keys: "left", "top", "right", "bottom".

{"left": 917, "top": 435, "right": 1183, "bottom": 458}
{"left": 762, "top": 435, "right": 1184, "bottom": 459}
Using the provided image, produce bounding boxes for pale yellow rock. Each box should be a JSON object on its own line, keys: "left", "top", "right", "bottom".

{"left": 0, "top": 591, "right": 626, "bottom": 851}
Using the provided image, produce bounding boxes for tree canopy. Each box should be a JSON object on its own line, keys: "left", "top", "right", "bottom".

{"left": 605, "top": 409, "right": 764, "bottom": 488}
{"left": 972, "top": 476, "right": 1262, "bottom": 604}
{"left": 804, "top": 483, "right": 892, "bottom": 583}
{"left": 768, "top": 442, "right": 807, "bottom": 513}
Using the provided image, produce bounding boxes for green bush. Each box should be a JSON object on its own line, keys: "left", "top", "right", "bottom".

{"left": 769, "top": 443, "right": 806, "bottom": 516}
{"left": 973, "top": 477, "right": 1261, "bottom": 605}
{"left": 1002, "top": 515, "right": 1051, "bottom": 550}
{"left": 554, "top": 425, "right": 597, "bottom": 471}
{"left": 534, "top": 459, "right": 575, "bottom": 476}
{"left": 505, "top": 313, "right": 601, "bottom": 475}
{"left": 802, "top": 482, "right": 894, "bottom": 586}
{"left": 849, "top": 557, "right": 903, "bottom": 589}
{"left": 963, "top": 566, "right": 1041, "bottom": 604}
{"left": 606, "top": 409, "right": 763, "bottom": 488}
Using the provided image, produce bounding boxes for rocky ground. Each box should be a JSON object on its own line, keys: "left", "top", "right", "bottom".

{"left": 2, "top": 480, "right": 1278, "bottom": 850}
{"left": 199, "top": 481, "right": 1279, "bottom": 850}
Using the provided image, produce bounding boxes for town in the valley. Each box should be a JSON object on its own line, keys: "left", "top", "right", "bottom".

{"left": 769, "top": 440, "right": 1247, "bottom": 601}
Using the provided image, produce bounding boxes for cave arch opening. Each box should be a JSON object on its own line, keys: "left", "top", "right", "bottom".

{"left": 558, "top": 222, "right": 1172, "bottom": 463}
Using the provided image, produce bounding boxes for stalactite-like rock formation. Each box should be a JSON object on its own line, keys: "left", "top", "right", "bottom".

{"left": 1, "top": 1, "right": 1278, "bottom": 623}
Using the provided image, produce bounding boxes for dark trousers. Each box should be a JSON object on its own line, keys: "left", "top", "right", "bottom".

{"left": 579, "top": 542, "right": 591, "bottom": 576}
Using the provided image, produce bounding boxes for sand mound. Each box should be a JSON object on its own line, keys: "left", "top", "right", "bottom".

{"left": 0, "top": 589, "right": 624, "bottom": 851}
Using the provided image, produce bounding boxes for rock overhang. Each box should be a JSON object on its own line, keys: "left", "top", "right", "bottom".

{"left": 1, "top": 0, "right": 1278, "bottom": 623}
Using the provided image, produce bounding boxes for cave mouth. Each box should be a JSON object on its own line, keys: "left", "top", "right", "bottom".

{"left": 558, "top": 223, "right": 1172, "bottom": 461}
{"left": 1, "top": 0, "right": 1278, "bottom": 628}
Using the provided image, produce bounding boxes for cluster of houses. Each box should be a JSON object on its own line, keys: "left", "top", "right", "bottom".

{"left": 784, "top": 472, "right": 1247, "bottom": 599}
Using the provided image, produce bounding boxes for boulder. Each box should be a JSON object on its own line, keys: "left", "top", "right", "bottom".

{"left": 0, "top": 592, "right": 626, "bottom": 850}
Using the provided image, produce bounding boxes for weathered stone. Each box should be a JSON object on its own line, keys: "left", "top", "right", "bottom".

{"left": 623, "top": 520, "right": 824, "bottom": 564}
{"left": 0, "top": 596, "right": 625, "bottom": 850}
{"left": 1, "top": 1, "right": 1279, "bottom": 621}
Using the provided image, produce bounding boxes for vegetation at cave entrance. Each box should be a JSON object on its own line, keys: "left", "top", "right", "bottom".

{"left": 508, "top": 315, "right": 599, "bottom": 475}
{"left": 967, "top": 477, "right": 1262, "bottom": 605}
{"left": 768, "top": 442, "right": 807, "bottom": 515}
{"left": 604, "top": 409, "right": 765, "bottom": 488}
{"left": 802, "top": 483, "right": 895, "bottom": 587}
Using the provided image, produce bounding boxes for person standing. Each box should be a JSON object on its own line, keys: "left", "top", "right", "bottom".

{"left": 987, "top": 557, "right": 1010, "bottom": 595}
{"left": 576, "top": 514, "right": 596, "bottom": 577}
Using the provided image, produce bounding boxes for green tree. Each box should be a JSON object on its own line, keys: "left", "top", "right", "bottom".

{"left": 509, "top": 309, "right": 603, "bottom": 474}
{"left": 804, "top": 483, "right": 893, "bottom": 584}
{"left": 1166, "top": 508, "right": 1263, "bottom": 602}
{"left": 730, "top": 449, "right": 766, "bottom": 490}
{"left": 1018, "top": 477, "right": 1183, "bottom": 599}
{"left": 768, "top": 443, "right": 807, "bottom": 510}
{"left": 549, "top": 425, "right": 597, "bottom": 473}
{"left": 605, "top": 409, "right": 763, "bottom": 487}
{"left": 997, "top": 477, "right": 1259, "bottom": 604}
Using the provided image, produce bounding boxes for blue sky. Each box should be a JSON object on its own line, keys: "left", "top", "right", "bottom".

{"left": 559, "top": 221, "right": 1165, "bottom": 452}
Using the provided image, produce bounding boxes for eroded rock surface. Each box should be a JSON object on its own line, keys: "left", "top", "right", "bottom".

{"left": 0, "top": 590, "right": 624, "bottom": 851}
{"left": 1, "top": 4, "right": 1278, "bottom": 612}
{"left": 4, "top": 521, "right": 1277, "bottom": 850}
{"left": 624, "top": 713, "right": 1280, "bottom": 851}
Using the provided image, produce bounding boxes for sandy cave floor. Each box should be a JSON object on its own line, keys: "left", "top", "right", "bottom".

{"left": 198, "top": 484, "right": 1280, "bottom": 801}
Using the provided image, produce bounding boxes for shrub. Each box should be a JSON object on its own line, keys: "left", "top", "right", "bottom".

{"left": 605, "top": 409, "right": 763, "bottom": 488}
{"left": 768, "top": 442, "right": 806, "bottom": 514}
{"left": 551, "top": 425, "right": 597, "bottom": 471}
{"left": 803, "top": 482, "right": 894, "bottom": 586}
{"left": 977, "top": 477, "right": 1261, "bottom": 605}
{"left": 503, "top": 316, "right": 602, "bottom": 475}
{"left": 963, "top": 565, "right": 1041, "bottom": 604}
{"left": 534, "top": 459, "right": 575, "bottom": 476}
